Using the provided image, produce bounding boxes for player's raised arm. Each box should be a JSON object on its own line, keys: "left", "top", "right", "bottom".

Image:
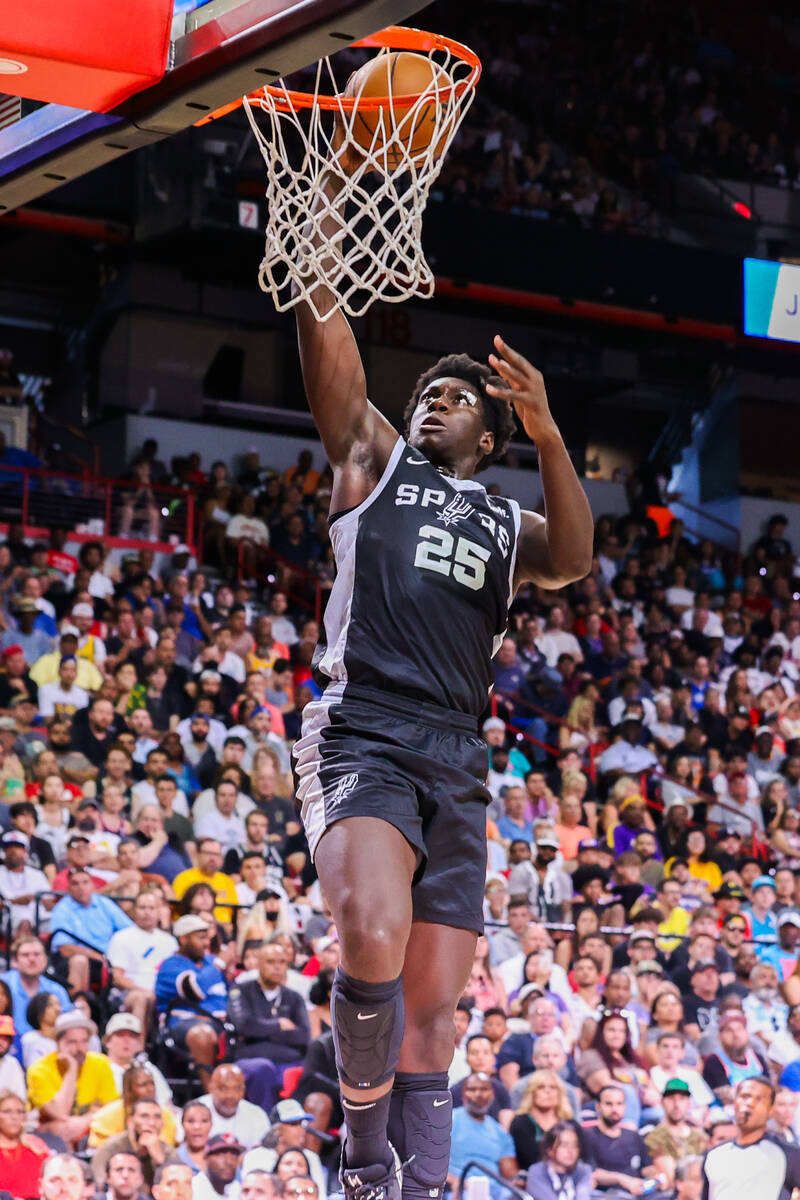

{"left": 488, "top": 334, "right": 594, "bottom": 588}
{"left": 293, "top": 158, "right": 397, "bottom": 485}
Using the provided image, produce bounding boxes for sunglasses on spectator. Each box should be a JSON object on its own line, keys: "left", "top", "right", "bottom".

{"left": 284, "top": 1189, "right": 317, "bottom": 1197}
{"left": 601, "top": 1008, "right": 632, "bottom": 1019}
{"left": 726, "top": 924, "right": 746, "bottom": 933}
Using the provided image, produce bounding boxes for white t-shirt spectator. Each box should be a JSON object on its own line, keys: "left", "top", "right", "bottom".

{"left": 38, "top": 681, "right": 90, "bottom": 717}
{"left": 88, "top": 570, "right": 115, "bottom": 601}
{"left": 35, "top": 810, "right": 71, "bottom": 862}
{"left": 132, "top": 736, "right": 159, "bottom": 765}
{"left": 21, "top": 1029, "right": 55, "bottom": 1070}
{"left": 226, "top": 514, "right": 270, "bottom": 546}
{"left": 193, "top": 1176, "right": 239, "bottom": 1200}
{"left": 649, "top": 720, "right": 685, "bottom": 749}
{"left": 648, "top": 1064, "right": 714, "bottom": 1107}
{"left": 197, "top": 1095, "right": 270, "bottom": 1148}
{"left": 497, "top": 952, "right": 571, "bottom": 1006}
{"left": 234, "top": 728, "right": 291, "bottom": 774}
{"left": 714, "top": 774, "right": 760, "bottom": 802}
{"left": 270, "top": 616, "right": 297, "bottom": 646}
{"left": 130, "top": 780, "right": 189, "bottom": 819}
{"left": 0, "top": 865, "right": 50, "bottom": 932}
{"left": 536, "top": 630, "right": 583, "bottom": 668}
{"left": 596, "top": 740, "right": 658, "bottom": 775}
{"left": 707, "top": 793, "right": 764, "bottom": 835}
{"left": 176, "top": 716, "right": 228, "bottom": 756}
{"left": 106, "top": 925, "right": 177, "bottom": 991}
{"left": 194, "top": 810, "right": 247, "bottom": 856}
{"left": 608, "top": 695, "right": 657, "bottom": 728}
{"left": 680, "top": 609, "right": 724, "bottom": 637}
{"left": 85, "top": 829, "right": 120, "bottom": 883}
{"left": 665, "top": 585, "right": 695, "bottom": 611}
{"left": 192, "top": 651, "right": 245, "bottom": 685}
{"left": 0, "top": 1050, "right": 26, "bottom": 1101}
{"left": 191, "top": 787, "right": 254, "bottom": 823}
{"left": 768, "top": 631, "right": 800, "bottom": 661}
{"left": 767, "top": 1029, "right": 800, "bottom": 1068}
{"left": 487, "top": 766, "right": 520, "bottom": 806}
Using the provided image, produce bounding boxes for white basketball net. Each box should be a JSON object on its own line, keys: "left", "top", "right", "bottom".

{"left": 243, "top": 35, "right": 479, "bottom": 321}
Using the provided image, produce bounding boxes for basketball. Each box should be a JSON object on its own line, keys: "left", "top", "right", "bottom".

{"left": 345, "top": 51, "right": 450, "bottom": 169}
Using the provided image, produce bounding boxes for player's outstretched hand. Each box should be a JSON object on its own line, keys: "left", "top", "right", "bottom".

{"left": 331, "top": 113, "right": 369, "bottom": 178}
{"left": 487, "top": 334, "right": 560, "bottom": 447}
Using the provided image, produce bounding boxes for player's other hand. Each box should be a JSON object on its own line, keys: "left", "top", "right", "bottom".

{"left": 331, "top": 112, "right": 370, "bottom": 178}
{"left": 487, "top": 334, "right": 560, "bottom": 448}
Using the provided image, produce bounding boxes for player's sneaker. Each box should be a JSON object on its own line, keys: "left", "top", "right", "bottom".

{"left": 340, "top": 1148, "right": 403, "bottom": 1200}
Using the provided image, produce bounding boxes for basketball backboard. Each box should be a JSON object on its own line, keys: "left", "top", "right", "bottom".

{"left": 0, "top": 0, "right": 426, "bottom": 215}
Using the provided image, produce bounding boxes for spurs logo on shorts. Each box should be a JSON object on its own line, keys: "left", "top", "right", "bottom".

{"left": 436, "top": 493, "right": 474, "bottom": 528}
{"left": 326, "top": 772, "right": 360, "bottom": 812}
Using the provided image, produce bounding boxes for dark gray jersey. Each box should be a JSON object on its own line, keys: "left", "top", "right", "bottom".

{"left": 313, "top": 437, "right": 521, "bottom": 716}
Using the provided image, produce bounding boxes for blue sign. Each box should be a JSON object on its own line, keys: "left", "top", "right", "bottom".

{"left": 743, "top": 257, "right": 800, "bottom": 344}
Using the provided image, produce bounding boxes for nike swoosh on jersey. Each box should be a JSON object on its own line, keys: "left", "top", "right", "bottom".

{"left": 356, "top": 1012, "right": 378, "bottom": 1020}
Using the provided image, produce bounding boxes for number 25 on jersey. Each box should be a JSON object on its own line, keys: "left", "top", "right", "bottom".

{"left": 414, "top": 525, "right": 491, "bottom": 591}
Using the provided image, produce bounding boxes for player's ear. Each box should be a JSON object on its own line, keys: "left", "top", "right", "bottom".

{"left": 478, "top": 429, "right": 494, "bottom": 459}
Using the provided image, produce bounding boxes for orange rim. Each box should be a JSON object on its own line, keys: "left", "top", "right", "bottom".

{"left": 264, "top": 26, "right": 481, "bottom": 112}
{"left": 196, "top": 25, "right": 481, "bottom": 126}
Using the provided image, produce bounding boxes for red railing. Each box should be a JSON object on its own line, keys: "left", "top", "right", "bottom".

{"left": 240, "top": 543, "right": 323, "bottom": 623}
{"left": 0, "top": 464, "right": 196, "bottom": 552}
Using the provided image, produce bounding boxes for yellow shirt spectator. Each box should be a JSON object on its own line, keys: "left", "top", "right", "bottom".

{"left": 665, "top": 855, "right": 723, "bottom": 895}
{"left": 30, "top": 650, "right": 102, "bottom": 691}
{"left": 657, "top": 905, "right": 690, "bottom": 954}
{"left": 173, "top": 867, "right": 237, "bottom": 925}
{"left": 28, "top": 1050, "right": 118, "bottom": 1116}
{"left": 88, "top": 1099, "right": 177, "bottom": 1148}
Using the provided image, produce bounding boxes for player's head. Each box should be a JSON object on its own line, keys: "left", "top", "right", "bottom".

{"left": 403, "top": 354, "right": 515, "bottom": 474}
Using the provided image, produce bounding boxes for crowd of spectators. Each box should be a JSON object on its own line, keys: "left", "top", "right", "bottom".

{"left": 1, "top": 432, "right": 800, "bottom": 1200}
{"left": 428, "top": 0, "right": 800, "bottom": 236}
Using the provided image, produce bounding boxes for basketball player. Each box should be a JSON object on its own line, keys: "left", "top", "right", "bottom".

{"left": 290, "top": 169, "right": 593, "bottom": 1200}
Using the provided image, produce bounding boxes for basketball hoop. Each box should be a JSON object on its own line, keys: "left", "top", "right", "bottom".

{"left": 209, "top": 27, "right": 481, "bottom": 321}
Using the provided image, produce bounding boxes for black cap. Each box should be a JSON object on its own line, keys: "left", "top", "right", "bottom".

{"left": 256, "top": 888, "right": 283, "bottom": 902}
{"left": 714, "top": 881, "right": 745, "bottom": 900}
{"left": 690, "top": 959, "right": 718, "bottom": 975}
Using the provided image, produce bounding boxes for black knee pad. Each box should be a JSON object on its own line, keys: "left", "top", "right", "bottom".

{"left": 391, "top": 1073, "right": 452, "bottom": 1196}
{"left": 331, "top": 968, "right": 405, "bottom": 1091}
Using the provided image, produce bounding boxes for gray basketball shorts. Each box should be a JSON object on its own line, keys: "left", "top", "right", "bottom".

{"left": 292, "top": 681, "right": 490, "bottom": 934}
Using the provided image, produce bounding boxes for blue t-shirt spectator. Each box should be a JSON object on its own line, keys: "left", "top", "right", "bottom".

{"left": 156, "top": 952, "right": 228, "bottom": 1025}
{"left": 449, "top": 1107, "right": 516, "bottom": 1199}
{"left": 49, "top": 892, "right": 133, "bottom": 954}
{"left": 1, "top": 968, "right": 73, "bottom": 1034}
{"left": 497, "top": 815, "right": 534, "bottom": 844}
